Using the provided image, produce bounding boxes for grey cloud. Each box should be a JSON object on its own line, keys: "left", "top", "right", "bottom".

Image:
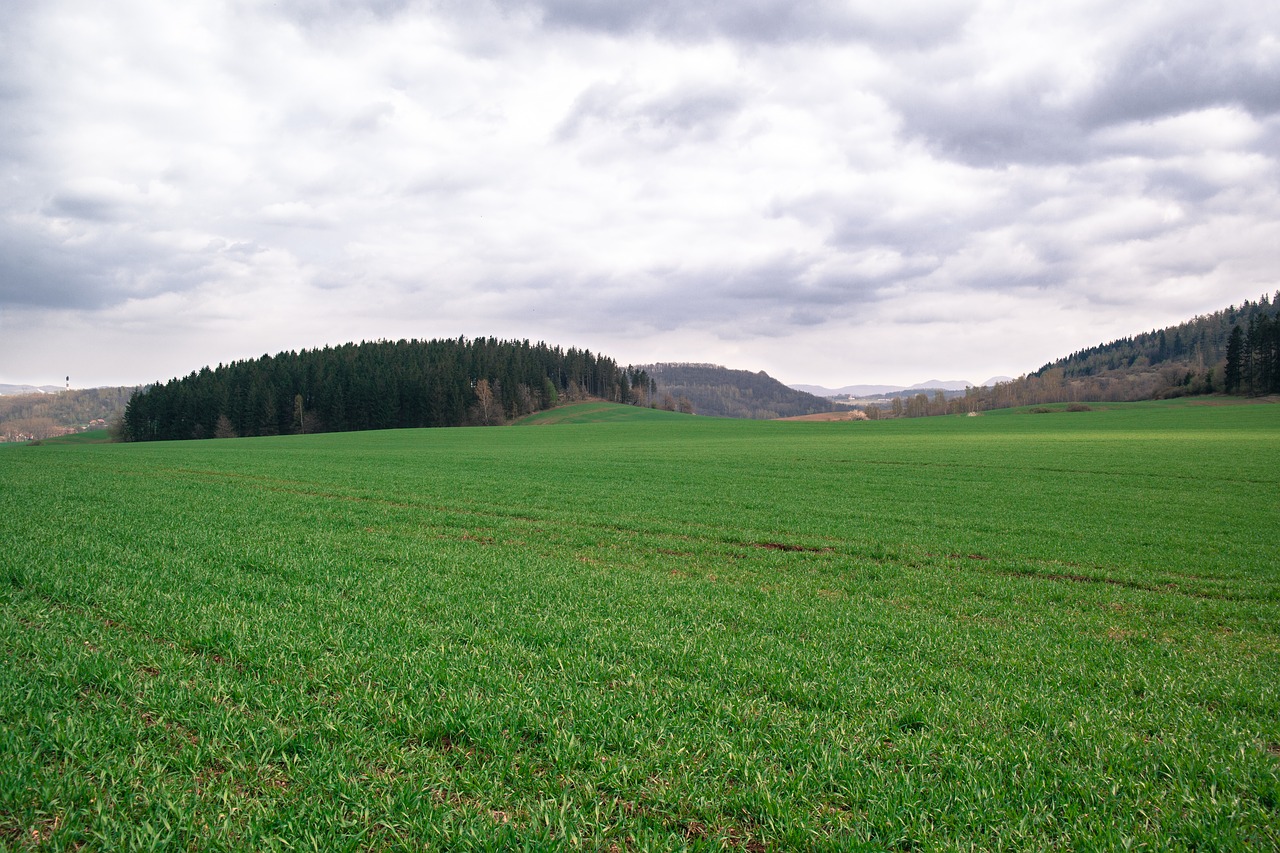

{"left": 0, "top": 224, "right": 121, "bottom": 310}
{"left": 0, "top": 219, "right": 245, "bottom": 311}
{"left": 891, "top": 11, "right": 1280, "bottom": 168}
{"left": 498, "top": 254, "right": 865, "bottom": 340}
{"left": 347, "top": 101, "right": 395, "bottom": 133}
{"left": 0, "top": 7, "right": 39, "bottom": 165}
{"left": 270, "top": 0, "right": 417, "bottom": 27}
{"left": 827, "top": 210, "right": 972, "bottom": 257}
{"left": 1083, "top": 22, "right": 1280, "bottom": 127}
{"left": 45, "top": 191, "right": 128, "bottom": 223}
{"left": 401, "top": 172, "right": 482, "bottom": 197}
{"left": 211, "top": 240, "right": 269, "bottom": 261}
{"left": 494, "top": 0, "right": 969, "bottom": 46}
{"left": 557, "top": 83, "right": 746, "bottom": 144}
{"left": 1142, "top": 167, "right": 1236, "bottom": 205}
{"left": 890, "top": 79, "right": 1089, "bottom": 168}
{"left": 600, "top": 254, "right": 889, "bottom": 336}
{"left": 798, "top": 190, "right": 999, "bottom": 260}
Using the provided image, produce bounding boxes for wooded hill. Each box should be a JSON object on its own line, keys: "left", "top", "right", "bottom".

{"left": 0, "top": 387, "right": 136, "bottom": 442}
{"left": 1040, "top": 293, "right": 1277, "bottom": 388}
{"left": 962, "top": 294, "right": 1280, "bottom": 410}
{"left": 122, "top": 338, "right": 655, "bottom": 441}
{"left": 643, "top": 363, "right": 834, "bottom": 419}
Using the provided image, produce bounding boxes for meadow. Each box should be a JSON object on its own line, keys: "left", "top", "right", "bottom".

{"left": 1, "top": 401, "right": 1277, "bottom": 850}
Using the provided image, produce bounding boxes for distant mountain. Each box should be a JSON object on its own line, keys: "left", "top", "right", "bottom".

{"left": 791, "top": 383, "right": 903, "bottom": 397}
{"left": 0, "top": 384, "right": 64, "bottom": 396}
{"left": 907, "top": 379, "right": 973, "bottom": 391}
{"left": 644, "top": 363, "right": 834, "bottom": 419}
{"left": 791, "top": 377, "right": 1012, "bottom": 397}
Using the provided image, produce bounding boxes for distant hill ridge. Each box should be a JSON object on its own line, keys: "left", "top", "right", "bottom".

{"left": 793, "top": 378, "right": 1012, "bottom": 397}
{"left": 0, "top": 383, "right": 65, "bottom": 396}
{"left": 1034, "top": 295, "right": 1278, "bottom": 381}
{"left": 642, "top": 363, "right": 833, "bottom": 419}
{"left": 0, "top": 386, "right": 136, "bottom": 442}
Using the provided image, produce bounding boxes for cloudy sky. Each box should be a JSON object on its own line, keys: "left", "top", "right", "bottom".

{"left": 2, "top": 0, "right": 1277, "bottom": 389}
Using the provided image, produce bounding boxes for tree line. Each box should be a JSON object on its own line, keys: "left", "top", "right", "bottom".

{"left": 1224, "top": 311, "right": 1280, "bottom": 395}
{"left": 937, "top": 296, "right": 1280, "bottom": 413}
{"left": 862, "top": 296, "right": 1280, "bottom": 419}
{"left": 123, "top": 338, "right": 656, "bottom": 441}
{"left": 1034, "top": 290, "right": 1274, "bottom": 386}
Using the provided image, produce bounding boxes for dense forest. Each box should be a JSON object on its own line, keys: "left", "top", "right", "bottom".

{"left": 123, "top": 338, "right": 655, "bottom": 441}
{"left": 644, "top": 363, "right": 834, "bottom": 419}
{"left": 1016, "top": 294, "right": 1280, "bottom": 401}
{"left": 899, "top": 294, "right": 1280, "bottom": 415}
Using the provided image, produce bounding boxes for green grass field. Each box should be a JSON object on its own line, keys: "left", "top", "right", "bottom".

{"left": 2, "top": 401, "right": 1278, "bottom": 850}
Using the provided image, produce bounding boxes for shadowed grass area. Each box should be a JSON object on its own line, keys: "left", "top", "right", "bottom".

{"left": 2, "top": 400, "right": 1277, "bottom": 849}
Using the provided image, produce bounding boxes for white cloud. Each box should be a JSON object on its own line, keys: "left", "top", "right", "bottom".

{"left": 0, "top": 0, "right": 1277, "bottom": 389}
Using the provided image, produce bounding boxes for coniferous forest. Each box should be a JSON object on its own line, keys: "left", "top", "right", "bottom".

{"left": 954, "top": 295, "right": 1280, "bottom": 409}
{"left": 123, "top": 338, "right": 654, "bottom": 441}
{"left": 1027, "top": 294, "right": 1279, "bottom": 397}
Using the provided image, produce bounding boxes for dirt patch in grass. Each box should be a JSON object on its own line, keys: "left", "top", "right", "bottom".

{"left": 754, "top": 541, "right": 833, "bottom": 553}
{"left": 775, "top": 411, "right": 869, "bottom": 422}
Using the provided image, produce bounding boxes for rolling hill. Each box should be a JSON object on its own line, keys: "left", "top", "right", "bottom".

{"left": 642, "top": 363, "right": 836, "bottom": 419}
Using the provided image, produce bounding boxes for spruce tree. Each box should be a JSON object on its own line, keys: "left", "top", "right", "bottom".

{"left": 1224, "top": 325, "right": 1244, "bottom": 394}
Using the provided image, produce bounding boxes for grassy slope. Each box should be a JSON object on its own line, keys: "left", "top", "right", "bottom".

{"left": 36, "top": 429, "right": 113, "bottom": 445}
{"left": 1, "top": 402, "right": 1278, "bottom": 849}
{"left": 515, "top": 401, "right": 692, "bottom": 425}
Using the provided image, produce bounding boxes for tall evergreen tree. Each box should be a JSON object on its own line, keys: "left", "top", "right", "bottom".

{"left": 1224, "top": 325, "right": 1244, "bottom": 393}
